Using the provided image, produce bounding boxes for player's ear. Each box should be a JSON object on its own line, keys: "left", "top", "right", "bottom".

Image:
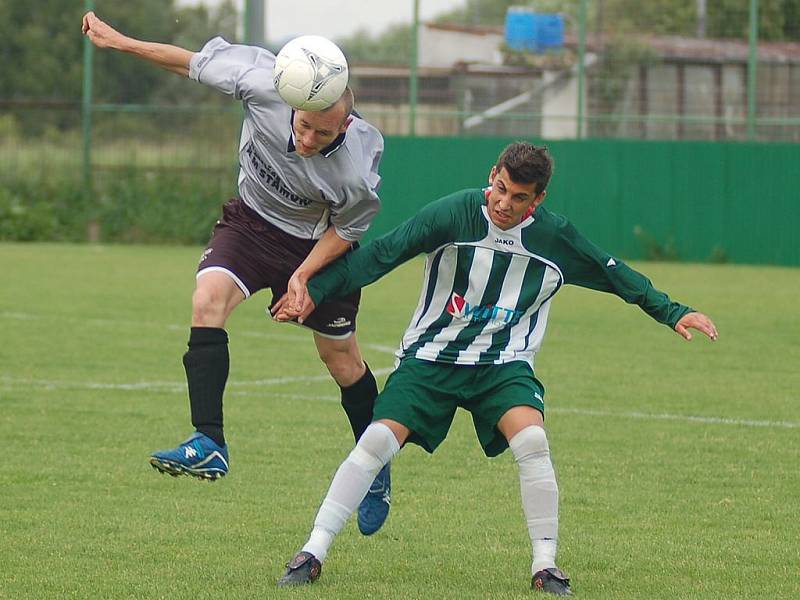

{"left": 532, "top": 190, "right": 546, "bottom": 210}
{"left": 488, "top": 165, "right": 497, "bottom": 184}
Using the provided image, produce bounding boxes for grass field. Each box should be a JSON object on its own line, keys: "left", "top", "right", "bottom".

{"left": 1, "top": 242, "right": 798, "bottom": 600}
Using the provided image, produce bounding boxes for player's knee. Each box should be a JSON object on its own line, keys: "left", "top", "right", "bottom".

{"left": 509, "top": 425, "right": 550, "bottom": 464}
{"left": 349, "top": 422, "right": 400, "bottom": 472}
{"left": 318, "top": 342, "right": 363, "bottom": 386}
{"left": 191, "top": 287, "right": 227, "bottom": 325}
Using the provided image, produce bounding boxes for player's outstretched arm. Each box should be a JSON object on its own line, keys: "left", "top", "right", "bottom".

{"left": 674, "top": 311, "right": 718, "bottom": 342}
{"left": 82, "top": 11, "right": 193, "bottom": 77}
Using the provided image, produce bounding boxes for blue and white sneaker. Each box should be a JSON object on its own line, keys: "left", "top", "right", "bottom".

{"left": 357, "top": 463, "right": 391, "bottom": 535}
{"left": 149, "top": 432, "right": 229, "bottom": 481}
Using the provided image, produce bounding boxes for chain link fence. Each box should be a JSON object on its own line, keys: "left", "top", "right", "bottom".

{"left": 1, "top": 0, "right": 798, "bottom": 244}
{"left": 351, "top": 0, "right": 800, "bottom": 141}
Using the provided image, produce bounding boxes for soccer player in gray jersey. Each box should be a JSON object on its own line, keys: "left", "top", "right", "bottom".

{"left": 82, "top": 12, "right": 391, "bottom": 534}
{"left": 272, "top": 142, "right": 718, "bottom": 593}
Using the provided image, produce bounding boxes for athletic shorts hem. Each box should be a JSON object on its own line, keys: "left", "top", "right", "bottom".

{"left": 197, "top": 266, "right": 251, "bottom": 298}
{"left": 272, "top": 317, "right": 355, "bottom": 340}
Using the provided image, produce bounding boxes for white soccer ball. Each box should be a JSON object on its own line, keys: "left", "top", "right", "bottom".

{"left": 273, "top": 35, "right": 349, "bottom": 111}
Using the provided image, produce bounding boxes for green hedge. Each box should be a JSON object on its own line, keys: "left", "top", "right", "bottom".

{"left": 0, "top": 168, "right": 234, "bottom": 244}
{"left": 3, "top": 136, "right": 799, "bottom": 267}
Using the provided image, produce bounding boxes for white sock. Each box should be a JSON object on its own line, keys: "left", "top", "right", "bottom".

{"left": 508, "top": 425, "right": 559, "bottom": 575}
{"left": 301, "top": 422, "right": 400, "bottom": 562}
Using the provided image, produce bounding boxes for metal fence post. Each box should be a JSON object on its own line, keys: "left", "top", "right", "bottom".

{"left": 576, "top": 0, "right": 587, "bottom": 139}
{"left": 747, "top": 0, "right": 759, "bottom": 141}
{"left": 81, "top": 0, "right": 95, "bottom": 203}
{"left": 245, "top": 0, "right": 265, "bottom": 46}
{"left": 81, "top": 0, "right": 95, "bottom": 242}
{"left": 409, "top": 0, "right": 420, "bottom": 137}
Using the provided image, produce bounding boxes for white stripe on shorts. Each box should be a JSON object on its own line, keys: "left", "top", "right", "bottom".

{"left": 197, "top": 266, "right": 251, "bottom": 298}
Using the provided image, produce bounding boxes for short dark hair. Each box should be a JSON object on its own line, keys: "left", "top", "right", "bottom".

{"left": 324, "top": 86, "right": 354, "bottom": 125}
{"left": 495, "top": 142, "right": 553, "bottom": 194}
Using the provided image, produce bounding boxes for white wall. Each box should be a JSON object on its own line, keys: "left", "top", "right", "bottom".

{"left": 419, "top": 26, "right": 503, "bottom": 68}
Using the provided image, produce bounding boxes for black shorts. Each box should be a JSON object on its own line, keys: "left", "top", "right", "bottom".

{"left": 197, "top": 198, "right": 361, "bottom": 338}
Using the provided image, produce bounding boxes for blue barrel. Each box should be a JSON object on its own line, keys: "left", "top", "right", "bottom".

{"left": 534, "top": 14, "right": 564, "bottom": 51}
{"left": 505, "top": 7, "right": 536, "bottom": 51}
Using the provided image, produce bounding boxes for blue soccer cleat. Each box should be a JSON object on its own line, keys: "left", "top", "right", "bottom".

{"left": 149, "top": 432, "right": 229, "bottom": 481}
{"left": 357, "top": 462, "right": 391, "bottom": 535}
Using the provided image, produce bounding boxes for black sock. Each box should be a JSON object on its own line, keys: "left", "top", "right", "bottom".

{"left": 340, "top": 362, "right": 378, "bottom": 441}
{"left": 183, "top": 327, "right": 229, "bottom": 447}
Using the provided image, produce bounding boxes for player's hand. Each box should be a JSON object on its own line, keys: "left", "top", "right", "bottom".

{"left": 287, "top": 273, "right": 308, "bottom": 312}
{"left": 675, "top": 311, "right": 718, "bottom": 342}
{"left": 270, "top": 292, "right": 316, "bottom": 323}
{"left": 82, "top": 11, "right": 125, "bottom": 49}
{"left": 270, "top": 293, "right": 294, "bottom": 321}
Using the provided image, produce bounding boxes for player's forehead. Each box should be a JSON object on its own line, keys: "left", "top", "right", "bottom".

{"left": 495, "top": 167, "right": 537, "bottom": 197}
{"left": 295, "top": 105, "right": 344, "bottom": 131}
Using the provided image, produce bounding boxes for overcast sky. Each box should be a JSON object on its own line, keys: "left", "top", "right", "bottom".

{"left": 180, "top": 0, "right": 466, "bottom": 41}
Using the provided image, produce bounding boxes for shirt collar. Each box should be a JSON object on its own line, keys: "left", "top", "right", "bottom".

{"left": 287, "top": 109, "right": 347, "bottom": 158}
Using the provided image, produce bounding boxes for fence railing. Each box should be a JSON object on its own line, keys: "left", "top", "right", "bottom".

{"left": 2, "top": 0, "right": 799, "bottom": 261}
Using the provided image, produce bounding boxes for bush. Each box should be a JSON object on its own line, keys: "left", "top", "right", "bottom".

{"left": 95, "top": 168, "right": 234, "bottom": 244}
{"left": 0, "top": 175, "right": 87, "bottom": 241}
{"left": 632, "top": 224, "right": 680, "bottom": 262}
{"left": 0, "top": 166, "right": 235, "bottom": 244}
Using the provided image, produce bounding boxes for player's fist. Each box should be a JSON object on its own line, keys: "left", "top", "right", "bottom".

{"left": 82, "top": 12, "right": 124, "bottom": 49}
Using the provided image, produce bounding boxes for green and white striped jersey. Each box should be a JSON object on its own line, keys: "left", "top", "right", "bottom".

{"left": 308, "top": 189, "right": 692, "bottom": 367}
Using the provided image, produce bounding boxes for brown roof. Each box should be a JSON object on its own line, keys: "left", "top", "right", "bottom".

{"left": 642, "top": 35, "right": 800, "bottom": 63}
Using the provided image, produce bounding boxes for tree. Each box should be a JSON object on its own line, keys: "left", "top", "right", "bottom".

{"left": 414, "top": 0, "right": 800, "bottom": 42}
{"left": 0, "top": 0, "right": 240, "bottom": 132}
{"left": 90, "top": 0, "right": 238, "bottom": 104}
{"left": 0, "top": 0, "right": 85, "bottom": 101}
{"left": 337, "top": 23, "right": 413, "bottom": 65}
{"left": 0, "top": 1, "right": 197, "bottom": 103}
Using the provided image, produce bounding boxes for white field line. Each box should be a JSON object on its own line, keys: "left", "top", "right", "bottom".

{"left": 4, "top": 375, "right": 794, "bottom": 431}
{"left": 549, "top": 407, "right": 800, "bottom": 430}
{"left": 3, "top": 311, "right": 798, "bottom": 431}
{"left": 0, "top": 311, "right": 399, "bottom": 356}
{"left": 0, "top": 367, "right": 397, "bottom": 393}
{"left": 224, "top": 391, "right": 800, "bottom": 430}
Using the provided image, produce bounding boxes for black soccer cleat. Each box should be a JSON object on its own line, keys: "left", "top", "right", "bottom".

{"left": 532, "top": 567, "right": 573, "bottom": 596}
{"left": 277, "top": 551, "right": 322, "bottom": 587}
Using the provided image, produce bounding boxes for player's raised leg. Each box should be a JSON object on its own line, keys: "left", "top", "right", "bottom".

{"left": 497, "top": 406, "right": 572, "bottom": 596}
{"left": 312, "top": 332, "right": 391, "bottom": 535}
{"left": 149, "top": 270, "right": 245, "bottom": 481}
{"left": 278, "top": 420, "right": 406, "bottom": 586}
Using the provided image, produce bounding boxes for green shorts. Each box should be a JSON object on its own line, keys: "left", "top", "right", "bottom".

{"left": 372, "top": 357, "right": 545, "bottom": 457}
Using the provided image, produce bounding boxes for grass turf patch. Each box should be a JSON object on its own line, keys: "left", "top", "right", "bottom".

{"left": 1, "top": 242, "right": 798, "bottom": 599}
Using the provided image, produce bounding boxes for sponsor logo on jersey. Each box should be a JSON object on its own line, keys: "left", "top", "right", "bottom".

{"left": 495, "top": 237, "right": 514, "bottom": 246}
{"left": 445, "top": 292, "right": 523, "bottom": 325}
{"left": 606, "top": 257, "right": 617, "bottom": 267}
{"left": 244, "top": 141, "right": 313, "bottom": 207}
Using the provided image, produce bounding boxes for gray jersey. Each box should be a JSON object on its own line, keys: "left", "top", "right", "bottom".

{"left": 189, "top": 37, "right": 383, "bottom": 241}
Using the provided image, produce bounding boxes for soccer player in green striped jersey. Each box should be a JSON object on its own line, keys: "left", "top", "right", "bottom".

{"left": 272, "top": 142, "right": 718, "bottom": 593}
